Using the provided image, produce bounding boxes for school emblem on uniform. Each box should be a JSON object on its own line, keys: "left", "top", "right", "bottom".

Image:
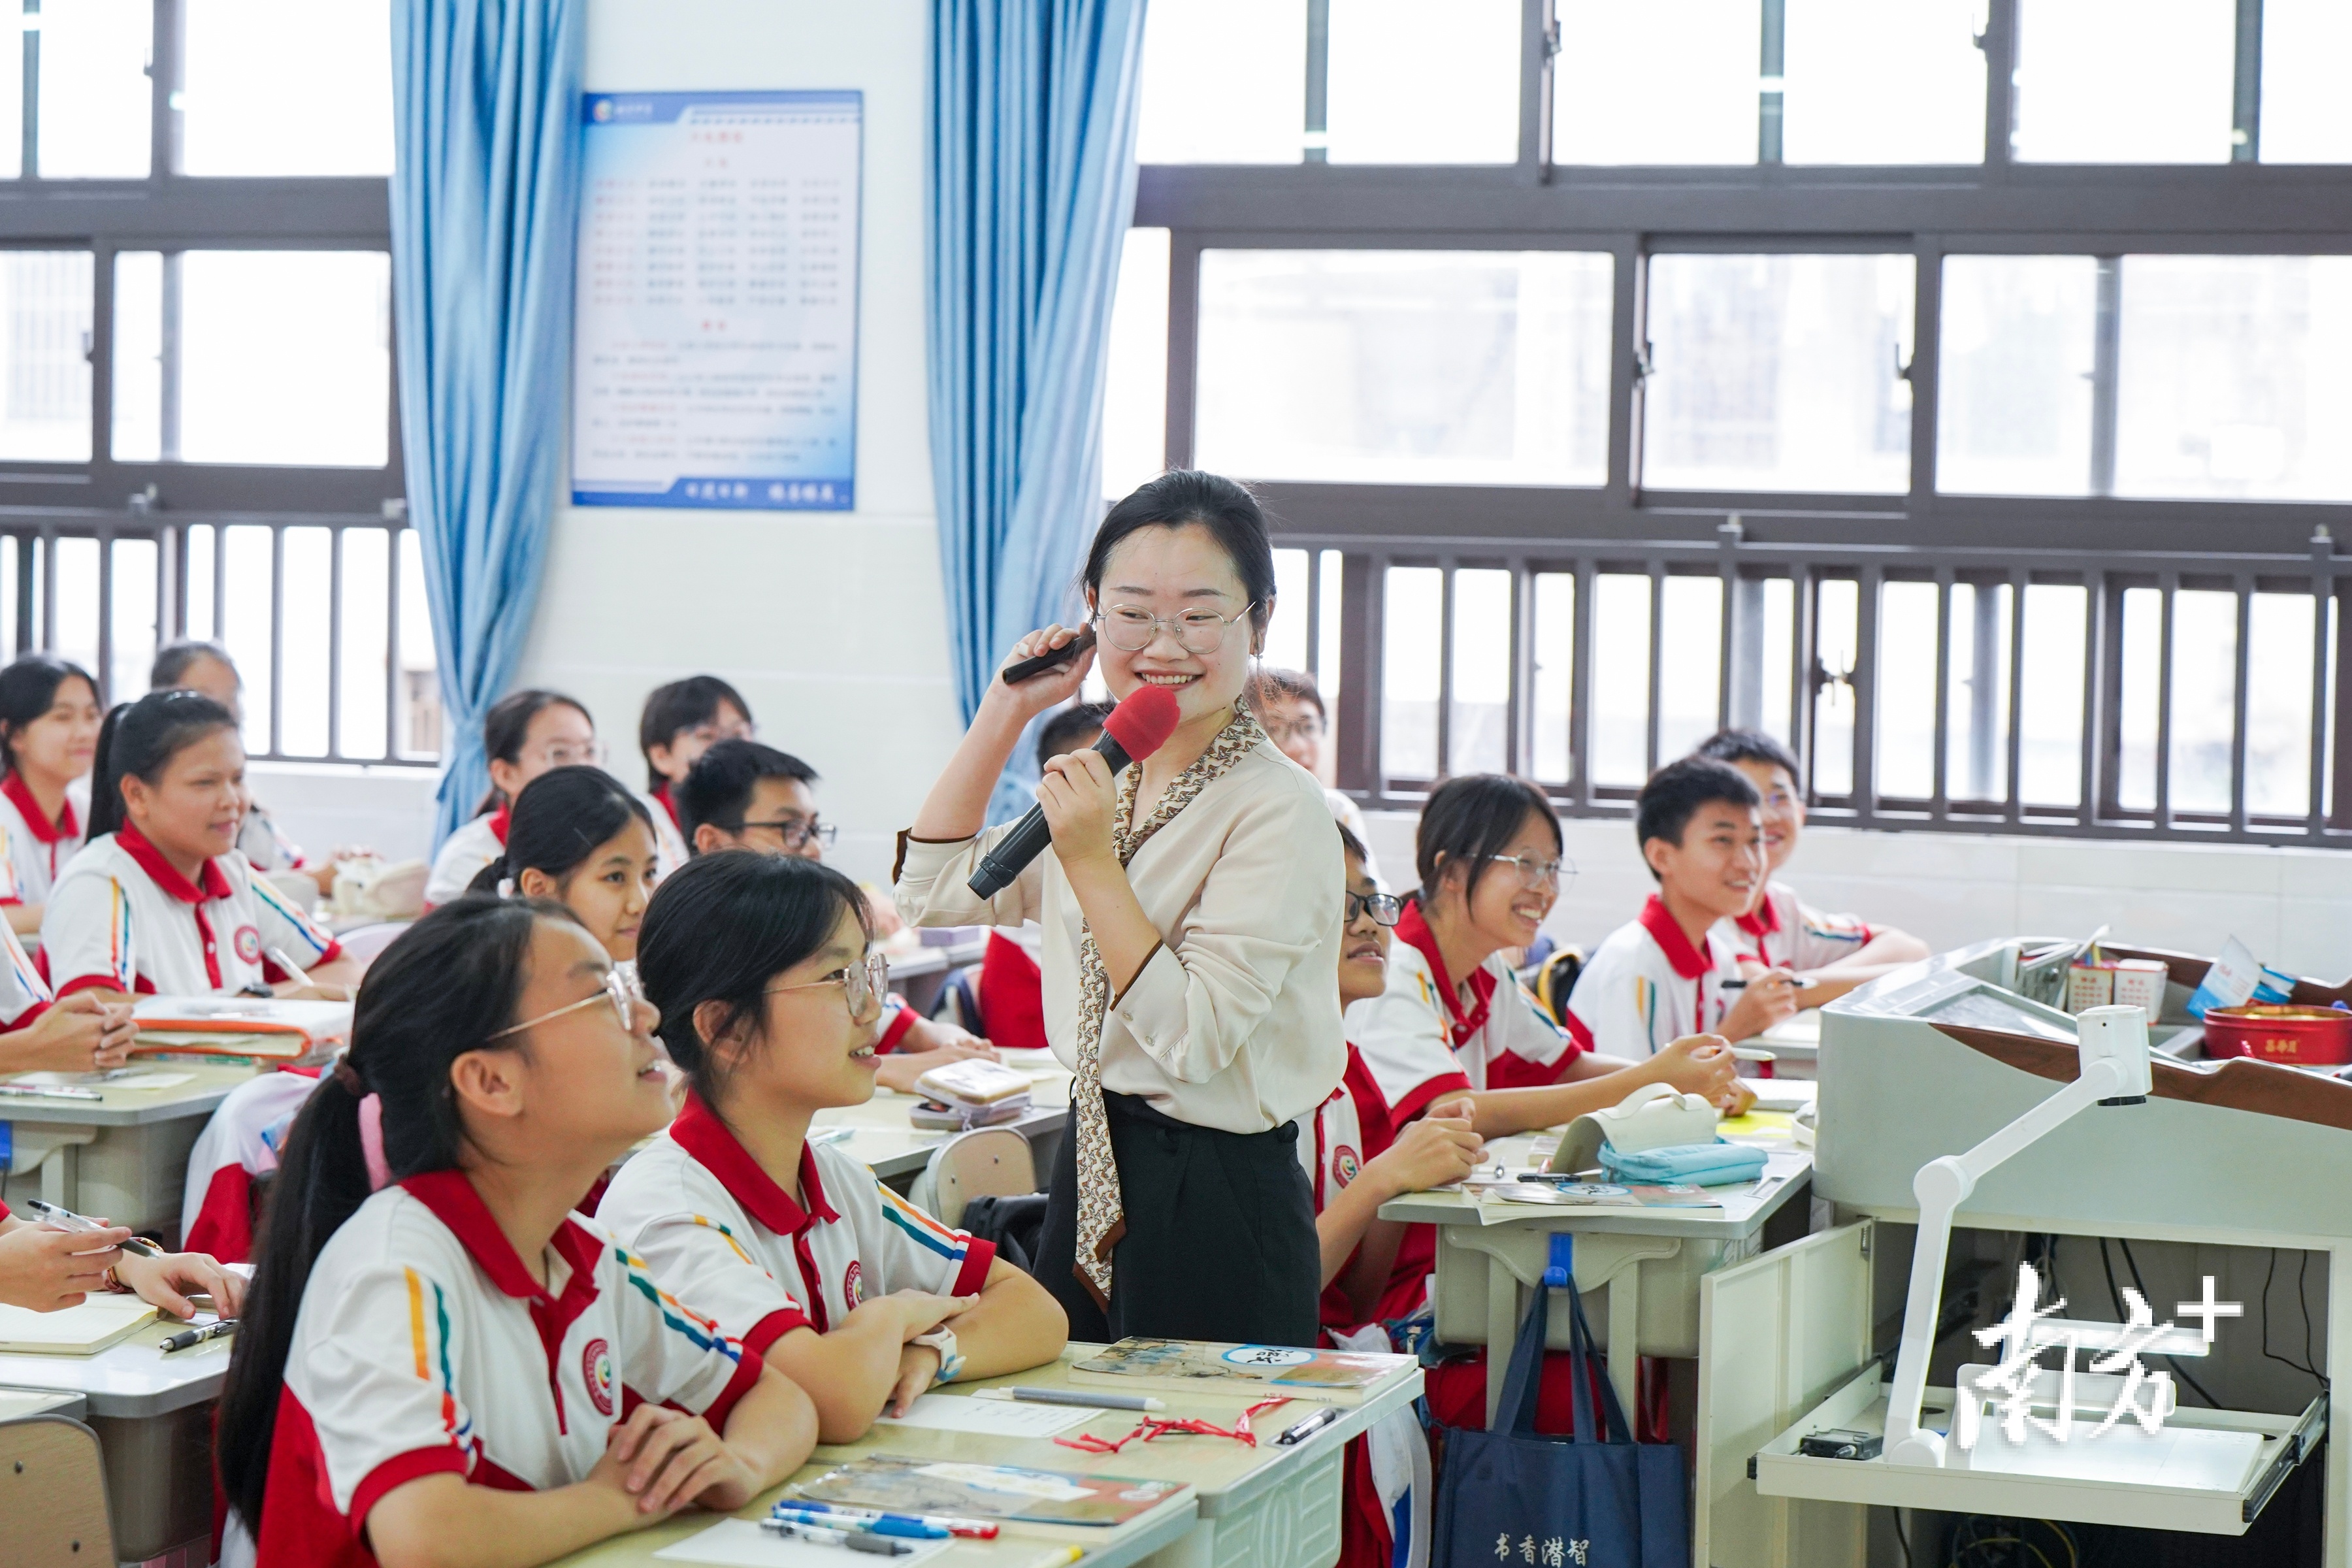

{"left": 843, "top": 1260, "right": 864, "bottom": 1306}
{"left": 582, "top": 1338, "right": 615, "bottom": 1416}
{"left": 1333, "top": 1145, "right": 1361, "bottom": 1187}
{"left": 233, "top": 925, "right": 263, "bottom": 964}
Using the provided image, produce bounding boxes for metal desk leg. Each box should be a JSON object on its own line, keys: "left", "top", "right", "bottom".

{"left": 1486, "top": 1254, "right": 1520, "bottom": 1428}
{"left": 2330, "top": 1245, "right": 2349, "bottom": 1568}
{"left": 40, "top": 1141, "right": 75, "bottom": 1211}
{"left": 1607, "top": 1264, "right": 1641, "bottom": 1427}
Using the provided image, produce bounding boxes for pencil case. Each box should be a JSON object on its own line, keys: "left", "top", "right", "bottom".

{"left": 1597, "top": 1139, "right": 1767, "bottom": 1186}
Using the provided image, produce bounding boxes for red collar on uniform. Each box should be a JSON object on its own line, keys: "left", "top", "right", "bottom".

{"left": 1640, "top": 894, "right": 1712, "bottom": 981}
{"left": 3, "top": 771, "right": 76, "bottom": 844}
{"left": 116, "top": 823, "right": 231, "bottom": 904}
{"left": 670, "top": 1092, "right": 838, "bottom": 1237}
{"left": 1735, "top": 890, "right": 1779, "bottom": 939}
{"left": 651, "top": 781, "right": 680, "bottom": 828}
{"left": 1394, "top": 897, "right": 1496, "bottom": 1049}
{"left": 487, "top": 806, "right": 512, "bottom": 846}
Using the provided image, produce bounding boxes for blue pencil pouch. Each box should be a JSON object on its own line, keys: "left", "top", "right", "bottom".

{"left": 1598, "top": 1138, "right": 1768, "bottom": 1186}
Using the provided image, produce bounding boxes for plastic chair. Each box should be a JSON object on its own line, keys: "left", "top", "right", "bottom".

{"left": 0, "top": 1415, "right": 115, "bottom": 1565}
{"left": 333, "top": 921, "right": 411, "bottom": 965}
{"left": 913, "top": 1126, "right": 1037, "bottom": 1228}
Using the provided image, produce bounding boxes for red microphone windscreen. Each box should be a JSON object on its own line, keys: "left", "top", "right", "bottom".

{"left": 1102, "top": 685, "right": 1183, "bottom": 762}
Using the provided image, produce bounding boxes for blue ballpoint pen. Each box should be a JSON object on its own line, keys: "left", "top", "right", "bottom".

{"left": 773, "top": 1506, "right": 949, "bottom": 1540}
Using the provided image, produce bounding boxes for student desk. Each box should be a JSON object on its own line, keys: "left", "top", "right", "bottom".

{"left": 885, "top": 932, "right": 991, "bottom": 1019}
{"left": 0, "top": 1386, "right": 86, "bottom": 1423}
{"left": 547, "top": 1345, "right": 1424, "bottom": 1568}
{"left": 809, "top": 1049, "right": 1071, "bottom": 1188}
{"left": 1380, "top": 1130, "right": 1814, "bottom": 1426}
{"left": 1, "top": 1062, "right": 261, "bottom": 1241}
{"left": 0, "top": 1309, "right": 234, "bottom": 1562}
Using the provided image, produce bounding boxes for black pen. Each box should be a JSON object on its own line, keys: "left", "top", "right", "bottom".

{"left": 1275, "top": 1407, "right": 1342, "bottom": 1446}
{"left": 23, "top": 1199, "right": 162, "bottom": 1257}
{"left": 161, "top": 1319, "right": 237, "bottom": 1354}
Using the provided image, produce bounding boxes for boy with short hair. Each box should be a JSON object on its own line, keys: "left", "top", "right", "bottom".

{"left": 1695, "top": 729, "right": 1929, "bottom": 1001}
{"left": 1253, "top": 667, "right": 1382, "bottom": 882}
{"left": 1563, "top": 757, "right": 1804, "bottom": 1057}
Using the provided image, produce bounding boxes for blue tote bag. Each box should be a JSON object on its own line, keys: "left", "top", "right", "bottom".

{"left": 1433, "top": 1256, "right": 1690, "bottom": 1568}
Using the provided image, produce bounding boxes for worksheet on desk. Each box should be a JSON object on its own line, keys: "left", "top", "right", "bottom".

{"left": 656, "top": 1520, "right": 953, "bottom": 1567}
{"left": 874, "top": 1392, "right": 1100, "bottom": 1437}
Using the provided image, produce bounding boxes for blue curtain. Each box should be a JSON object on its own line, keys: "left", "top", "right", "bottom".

{"left": 928, "top": 0, "right": 1150, "bottom": 822}
{"left": 391, "top": 0, "right": 583, "bottom": 845}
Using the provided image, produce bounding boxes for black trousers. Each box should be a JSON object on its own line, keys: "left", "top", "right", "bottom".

{"left": 1037, "top": 1089, "right": 1321, "bottom": 1348}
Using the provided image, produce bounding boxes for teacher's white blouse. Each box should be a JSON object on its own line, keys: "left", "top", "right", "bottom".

{"left": 894, "top": 739, "right": 1345, "bottom": 1134}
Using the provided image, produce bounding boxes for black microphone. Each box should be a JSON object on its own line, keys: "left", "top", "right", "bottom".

{"left": 968, "top": 686, "right": 1182, "bottom": 898}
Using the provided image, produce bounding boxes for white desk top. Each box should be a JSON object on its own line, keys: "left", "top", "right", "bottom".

{"left": 0, "top": 1309, "right": 231, "bottom": 1419}
{"left": 1379, "top": 1130, "right": 1814, "bottom": 1239}
{"left": 0, "top": 1386, "right": 86, "bottom": 1423}
{"left": 0, "top": 1061, "right": 263, "bottom": 1127}
{"left": 809, "top": 1050, "right": 1070, "bottom": 1182}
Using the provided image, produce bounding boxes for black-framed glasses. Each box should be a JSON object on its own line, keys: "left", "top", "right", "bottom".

{"left": 1345, "top": 889, "right": 1401, "bottom": 927}
{"left": 487, "top": 964, "right": 647, "bottom": 1040}
{"left": 768, "top": 949, "right": 890, "bottom": 1017}
{"left": 735, "top": 817, "right": 838, "bottom": 851}
{"left": 1093, "top": 602, "right": 1258, "bottom": 654}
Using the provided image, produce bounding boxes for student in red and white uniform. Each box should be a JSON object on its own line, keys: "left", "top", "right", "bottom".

{"left": 0, "top": 913, "right": 138, "bottom": 1077}
{"left": 425, "top": 691, "right": 685, "bottom": 909}
{"left": 42, "top": 690, "right": 361, "bottom": 1002}
{"left": 0, "top": 1195, "right": 245, "bottom": 1315}
{"left": 1566, "top": 757, "right": 1818, "bottom": 1059}
{"left": 638, "top": 674, "right": 755, "bottom": 836}
{"left": 600, "top": 851, "right": 1066, "bottom": 1443}
{"left": 0, "top": 651, "right": 101, "bottom": 937}
{"left": 212, "top": 898, "right": 819, "bottom": 1568}
{"left": 467, "top": 767, "right": 660, "bottom": 963}
{"left": 1695, "top": 729, "right": 1930, "bottom": 1004}
{"left": 678, "top": 739, "right": 999, "bottom": 1096}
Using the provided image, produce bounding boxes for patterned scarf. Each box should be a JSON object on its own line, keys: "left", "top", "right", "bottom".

{"left": 1070, "top": 697, "right": 1268, "bottom": 1308}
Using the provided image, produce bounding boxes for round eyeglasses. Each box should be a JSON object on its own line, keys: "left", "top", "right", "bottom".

{"left": 1345, "top": 889, "right": 1401, "bottom": 927}
{"left": 1093, "top": 602, "right": 1258, "bottom": 655}
{"left": 768, "top": 949, "right": 890, "bottom": 1017}
{"left": 1488, "top": 854, "right": 1575, "bottom": 892}
{"left": 487, "top": 962, "right": 647, "bottom": 1041}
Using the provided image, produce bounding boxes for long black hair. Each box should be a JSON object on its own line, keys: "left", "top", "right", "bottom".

{"left": 639, "top": 675, "right": 752, "bottom": 791}
{"left": 215, "top": 896, "right": 576, "bottom": 1535}
{"left": 636, "top": 851, "right": 870, "bottom": 1108}
{"left": 474, "top": 688, "right": 593, "bottom": 816}
{"left": 85, "top": 689, "right": 239, "bottom": 841}
{"left": 1413, "top": 773, "right": 1561, "bottom": 907}
{"left": 0, "top": 651, "right": 98, "bottom": 780}
{"left": 1084, "top": 470, "right": 1277, "bottom": 642}
{"left": 467, "top": 765, "right": 654, "bottom": 895}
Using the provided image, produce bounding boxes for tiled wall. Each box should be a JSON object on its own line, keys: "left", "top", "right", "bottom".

{"left": 1360, "top": 811, "right": 2352, "bottom": 983}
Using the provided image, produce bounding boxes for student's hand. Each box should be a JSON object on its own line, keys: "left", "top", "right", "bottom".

{"left": 595, "top": 1404, "right": 757, "bottom": 1517}
{"left": 983, "top": 625, "right": 1096, "bottom": 726}
{"left": 1720, "top": 970, "right": 1803, "bottom": 1043}
{"left": 879, "top": 1289, "right": 979, "bottom": 1344}
{"left": 0, "top": 1222, "right": 125, "bottom": 1311}
{"left": 1648, "top": 1034, "right": 1740, "bottom": 1105}
{"left": 114, "top": 1247, "right": 245, "bottom": 1320}
{"left": 863, "top": 887, "right": 907, "bottom": 939}
{"left": 282, "top": 983, "right": 357, "bottom": 1004}
{"left": 2, "top": 992, "right": 138, "bottom": 1073}
{"left": 1366, "top": 1105, "right": 1485, "bottom": 1197}
{"left": 889, "top": 1343, "right": 943, "bottom": 1418}
{"left": 904, "top": 1015, "right": 998, "bottom": 1058}
{"left": 1036, "top": 748, "right": 1120, "bottom": 870}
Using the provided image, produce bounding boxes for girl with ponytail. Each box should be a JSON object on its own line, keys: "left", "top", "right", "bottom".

{"left": 466, "top": 766, "right": 660, "bottom": 961}
{"left": 215, "top": 896, "right": 817, "bottom": 1567}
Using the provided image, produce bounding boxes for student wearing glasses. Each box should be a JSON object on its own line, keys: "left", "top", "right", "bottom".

{"left": 896, "top": 470, "right": 1345, "bottom": 1348}
{"left": 638, "top": 675, "right": 756, "bottom": 837}
{"left": 425, "top": 691, "right": 603, "bottom": 907}
{"left": 676, "top": 740, "right": 995, "bottom": 1095}
{"left": 599, "top": 853, "right": 1066, "bottom": 1443}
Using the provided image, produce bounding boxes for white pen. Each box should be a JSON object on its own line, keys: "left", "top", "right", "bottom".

{"left": 974, "top": 1385, "right": 1165, "bottom": 1413}
{"left": 268, "top": 947, "right": 314, "bottom": 989}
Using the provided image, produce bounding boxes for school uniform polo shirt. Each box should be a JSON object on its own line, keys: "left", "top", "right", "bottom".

{"left": 1562, "top": 894, "right": 1745, "bottom": 1057}
{"left": 257, "top": 1170, "right": 763, "bottom": 1566}
{"left": 596, "top": 1092, "right": 995, "bottom": 1352}
{"left": 422, "top": 808, "right": 508, "bottom": 908}
{"left": 1712, "top": 880, "right": 1872, "bottom": 973}
{"left": 1296, "top": 1045, "right": 1397, "bottom": 1332}
{"left": 0, "top": 770, "right": 84, "bottom": 906}
{"left": 44, "top": 825, "right": 342, "bottom": 998}
{"left": 1349, "top": 899, "right": 1581, "bottom": 1128}
{"left": 0, "top": 919, "right": 50, "bottom": 1030}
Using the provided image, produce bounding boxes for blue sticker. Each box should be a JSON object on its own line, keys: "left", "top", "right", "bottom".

{"left": 0, "top": 1119, "right": 12, "bottom": 1166}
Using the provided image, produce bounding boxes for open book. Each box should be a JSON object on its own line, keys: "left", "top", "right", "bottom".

{"left": 0, "top": 1294, "right": 159, "bottom": 1355}
{"left": 1067, "top": 1337, "right": 1408, "bottom": 1404}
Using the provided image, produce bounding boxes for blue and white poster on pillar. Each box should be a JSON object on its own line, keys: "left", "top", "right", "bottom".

{"left": 571, "top": 90, "right": 861, "bottom": 511}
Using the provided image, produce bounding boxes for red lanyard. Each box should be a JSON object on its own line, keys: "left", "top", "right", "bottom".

{"left": 1056, "top": 1397, "right": 1293, "bottom": 1455}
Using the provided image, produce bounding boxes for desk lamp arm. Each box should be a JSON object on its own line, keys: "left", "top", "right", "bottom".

{"left": 1881, "top": 1006, "right": 2153, "bottom": 1467}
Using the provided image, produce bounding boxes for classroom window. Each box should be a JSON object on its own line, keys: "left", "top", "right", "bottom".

{"left": 1641, "top": 252, "right": 1914, "bottom": 494}
{"left": 1195, "top": 249, "right": 1614, "bottom": 487}
{"left": 1778, "top": 0, "right": 1985, "bottom": 165}
{"left": 2011, "top": 0, "right": 2236, "bottom": 164}
{"left": 28, "top": 0, "right": 154, "bottom": 179}
{"left": 1936, "top": 255, "right": 2100, "bottom": 497}
{"left": 0, "top": 250, "right": 94, "bottom": 462}
{"left": 1134, "top": 0, "right": 1305, "bottom": 163}
{"left": 1448, "top": 568, "right": 1513, "bottom": 776}
{"left": 1552, "top": 0, "right": 1761, "bottom": 165}
{"left": 180, "top": 0, "right": 395, "bottom": 176}
{"left": 1101, "top": 227, "right": 1170, "bottom": 502}
{"left": 2259, "top": 0, "right": 2352, "bottom": 163}
{"left": 1325, "top": 0, "right": 1518, "bottom": 164}
{"left": 1380, "top": 566, "right": 1442, "bottom": 779}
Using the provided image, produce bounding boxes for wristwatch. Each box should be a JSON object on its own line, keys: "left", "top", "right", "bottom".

{"left": 911, "top": 1326, "right": 964, "bottom": 1385}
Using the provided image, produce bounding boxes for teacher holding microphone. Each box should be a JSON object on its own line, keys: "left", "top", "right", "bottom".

{"left": 895, "top": 471, "right": 1342, "bottom": 1347}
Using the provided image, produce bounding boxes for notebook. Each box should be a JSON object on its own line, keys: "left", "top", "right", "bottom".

{"left": 1067, "top": 1337, "right": 1407, "bottom": 1403}
{"left": 0, "top": 1294, "right": 160, "bottom": 1354}
{"left": 789, "top": 1454, "right": 1181, "bottom": 1526}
